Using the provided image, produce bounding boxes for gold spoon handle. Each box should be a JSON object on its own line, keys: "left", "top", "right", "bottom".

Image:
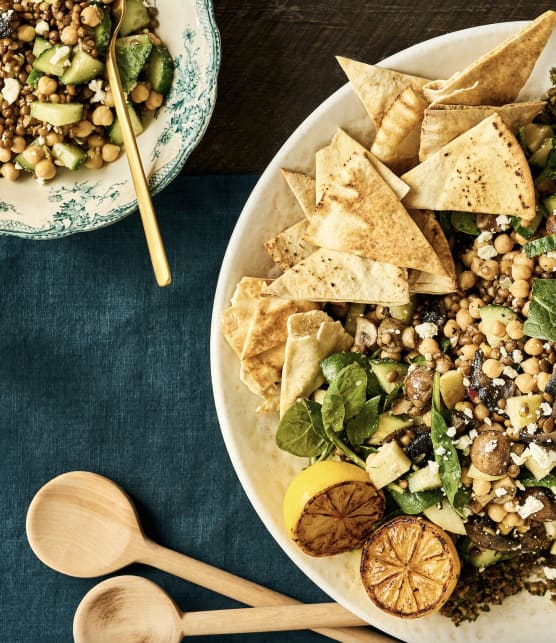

{"left": 106, "top": 29, "right": 171, "bottom": 287}
{"left": 139, "top": 540, "right": 395, "bottom": 643}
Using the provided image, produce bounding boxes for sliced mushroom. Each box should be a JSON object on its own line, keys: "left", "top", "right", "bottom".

{"left": 404, "top": 365, "right": 434, "bottom": 410}
{"left": 377, "top": 318, "right": 407, "bottom": 352}
{"left": 353, "top": 317, "right": 378, "bottom": 353}
{"left": 521, "top": 488, "right": 556, "bottom": 522}
{"left": 466, "top": 515, "right": 551, "bottom": 553}
{"left": 470, "top": 430, "right": 511, "bottom": 477}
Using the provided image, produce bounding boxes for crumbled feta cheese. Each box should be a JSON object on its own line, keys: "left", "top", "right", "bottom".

{"left": 512, "top": 349, "right": 524, "bottom": 364}
{"left": 483, "top": 417, "right": 492, "bottom": 426}
{"left": 35, "top": 20, "right": 49, "bottom": 36}
{"left": 427, "top": 460, "right": 440, "bottom": 474}
{"left": 526, "top": 423, "right": 538, "bottom": 435}
{"left": 1, "top": 78, "right": 20, "bottom": 105}
{"left": 435, "top": 446, "right": 447, "bottom": 456}
{"left": 415, "top": 322, "right": 438, "bottom": 339}
{"left": 492, "top": 378, "right": 505, "bottom": 386}
{"left": 511, "top": 451, "right": 527, "bottom": 466}
{"left": 528, "top": 443, "right": 556, "bottom": 470}
{"left": 495, "top": 487, "right": 507, "bottom": 497}
{"left": 469, "top": 429, "right": 479, "bottom": 440}
{"left": 541, "top": 402, "right": 552, "bottom": 416}
{"left": 499, "top": 346, "right": 508, "bottom": 357}
{"left": 517, "top": 495, "right": 545, "bottom": 519}
{"left": 477, "top": 244, "right": 497, "bottom": 260}
{"left": 502, "top": 365, "right": 518, "bottom": 379}
{"left": 477, "top": 231, "right": 493, "bottom": 243}
{"left": 50, "top": 45, "right": 71, "bottom": 65}
{"left": 454, "top": 435, "right": 473, "bottom": 450}
{"left": 462, "top": 377, "right": 471, "bottom": 387}
{"left": 463, "top": 407, "right": 474, "bottom": 419}
{"left": 516, "top": 479, "right": 526, "bottom": 491}
{"left": 446, "top": 426, "right": 457, "bottom": 438}
{"left": 483, "top": 439, "right": 498, "bottom": 453}
{"left": 496, "top": 215, "right": 512, "bottom": 228}
{"left": 88, "top": 79, "right": 106, "bottom": 104}
{"left": 543, "top": 567, "right": 556, "bottom": 580}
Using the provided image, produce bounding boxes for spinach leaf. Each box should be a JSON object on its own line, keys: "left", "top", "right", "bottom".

{"left": 523, "top": 279, "right": 556, "bottom": 342}
{"left": 386, "top": 483, "right": 444, "bottom": 514}
{"left": 431, "top": 372, "right": 461, "bottom": 506}
{"left": 381, "top": 382, "right": 403, "bottom": 411}
{"left": 346, "top": 395, "right": 381, "bottom": 446}
{"left": 519, "top": 470, "right": 556, "bottom": 489}
{"left": 325, "top": 362, "right": 367, "bottom": 420}
{"left": 275, "top": 399, "right": 328, "bottom": 457}
{"left": 321, "top": 392, "right": 345, "bottom": 437}
{"left": 320, "top": 352, "right": 380, "bottom": 397}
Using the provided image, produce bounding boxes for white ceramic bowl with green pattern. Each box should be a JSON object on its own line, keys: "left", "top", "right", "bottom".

{"left": 0, "top": 0, "right": 220, "bottom": 239}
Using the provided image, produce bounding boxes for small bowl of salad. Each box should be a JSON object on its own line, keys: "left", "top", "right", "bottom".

{"left": 0, "top": 0, "right": 220, "bottom": 238}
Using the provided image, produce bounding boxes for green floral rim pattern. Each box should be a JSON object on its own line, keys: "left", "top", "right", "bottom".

{"left": 0, "top": 0, "right": 221, "bottom": 239}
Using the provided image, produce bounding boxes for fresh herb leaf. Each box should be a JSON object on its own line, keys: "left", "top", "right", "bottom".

{"left": 386, "top": 483, "right": 444, "bottom": 514}
{"left": 523, "top": 279, "right": 556, "bottom": 341}
{"left": 325, "top": 362, "right": 367, "bottom": 420}
{"left": 346, "top": 395, "right": 381, "bottom": 446}
{"left": 519, "top": 470, "right": 556, "bottom": 489}
{"left": 275, "top": 399, "right": 328, "bottom": 457}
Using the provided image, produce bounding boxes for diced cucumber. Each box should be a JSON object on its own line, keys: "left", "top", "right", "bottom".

{"left": 30, "top": 101, "right": 83, "bottom": 127}
{"left": 370, "top": 360, "right": 408, "bottom": 394}
{"left": 389, "top": 296, "right": 416, "bottom": 324}
{"left": 524, "top": 233, "right": 556, "bottom": 258}
{"left": 460, "top": 540, "right": 508, "bottom": 569}
{"left": 367, "top": 413, "right": 412, "bottom": 446}
{"left": 407, "top": 462, "right": 442, "bottom": 493}
{"left": 143, "top": 44, "right": 174, "bottom": 95}
{"left": 512, "top": 203, "right": 544, "bottom": 239}
{"left": 51, "top": 142, "right": 86, "bottom": 171}
{"left": 343, "top": 302, "right": 366, "bottom": 336}
{"left": 33, "top": 44, "right": 71, "bottom": 77}
{"left": 32, "top": 36, "right": 51, "bottom": 58}
{"left": 529, "top": 137, "right": 554, "bottom": 167}
{"left": 94, "top": 8, "right": 112, "bottom": 55}
{"left": 451, "top": 211, "right": 480, "bottom": 235}
{"left": 108, "top": 104, "right": 143, "bottom": 145}
{"left": 478, "top": 304, "right": 517, "bottom": 347}
{"left": 60, "top": 49, "right": 104, "bottom": 85}
{"left": 14, "top": 139, "right": 45, "bottom": 173}
{"left": 26, "top": 69, "right": 44, "bottom": 87}
{"left": 521, "top": 123, "right": 554, "bottom": 153}
{"left": 366, "top": 440, "right": 412, "bottom": 489}
{"left": 116, "top": 34, "right": 152, "bottom": 92}
{"left": 423, "top": 499, "right": 467, "bottom": 535}
{"left": 119, "top": 0, "right": 151, "bottom": 36}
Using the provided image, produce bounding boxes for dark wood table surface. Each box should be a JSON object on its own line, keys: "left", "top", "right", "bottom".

{"left": 184, "top": 0, "right": 556, "bottom": 175}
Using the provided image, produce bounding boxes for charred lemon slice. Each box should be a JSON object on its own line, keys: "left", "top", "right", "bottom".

{"left": 283, "top": 460, "right": 385, "bottom": 557}
{"left": 360, "top": 516, "right": 460, "bottom": 618}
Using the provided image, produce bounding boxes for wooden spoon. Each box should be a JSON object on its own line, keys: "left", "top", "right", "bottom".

{"left": 26, "top": 471, "right": 393, "bottom": 643}
{"left": 105, "top": 0, "right": 172, "bottom": 287}
{"left": 73, "top": 575, "right": 372, "bottom": 642}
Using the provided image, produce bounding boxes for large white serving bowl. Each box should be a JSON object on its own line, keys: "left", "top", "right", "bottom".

{"left": 211, "top": 20, "right": 556, "bottom": 643}
{"left": 0, "top": 0, "right": 220, "bottom": 239}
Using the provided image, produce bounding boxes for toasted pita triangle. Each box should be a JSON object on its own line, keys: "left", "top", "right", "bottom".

{"left": 419, "top": 101, "right": 545, "bottom": 160}
{"left": 410, "top": 270, "right": 458, "bottom": 295}
{"left": 315, "top": 129, "right": 409, "bottom": 202}
{"left": 307, "top": 150, "right": 448, "bottom": 276}
{"left": 281, "top": 169, "right": 316, "bottom": 219}
{"left": 401, "top": 113, "right": 535, "bottom": 219}
{"left": 336, "top": 56, "right": 429, "bottom": 128}
{"left": 371, "top": 86, "right": 428, "bottom": 173}
{"left": 423, "top": 11, "right": 556, "bottom": 106}
{"left": 264, "top": 219, "right": 316, "bottom": 271}
{"left": 262, "top": 248, "right": 410, "bottom": 305}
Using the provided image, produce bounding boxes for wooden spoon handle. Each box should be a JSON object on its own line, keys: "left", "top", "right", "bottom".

{"left": 181, "top": 603, "right": 390, "bottom": 639}
{"left": 139, "top": 540, "right": 395, "bottom": 643}
{"left": 105, "top": 49, "right": 172, "bottom": 287}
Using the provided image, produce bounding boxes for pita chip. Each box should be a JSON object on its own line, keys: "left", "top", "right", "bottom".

{"left": 220, "top": 277, "right": 270, "bottom": 357}
{"left": 315, "top": 129, "right": 409, "bottom": 202}
{"left": 280, "top": 310, "right": 354, "bottom": 416}
{"left": 410, "top": 270, "right": 458, "bottom": 295}
{"left": 307, "top": 150, "right": 448, "bottom": 276}
{"left": 336, "top": 56, "right": 429, "bottom": 128}
{"left": 264, "top": 218, "right": 316, "bottom": 271}
{"left": 419, "top": 101, "right": 545, "bottom": 160}
{"left": 281, "top": 169, "right": 316, "bottom": 219}
{"left": 401, "top": 113, "right": 535, "bottom": 219}
{"left": 423, "top": 11, "right": 556, "bottom": 106}
{"left": 411, "top": 210, "right": 456, "bottom": 281}
{"left": 371, "top": 86, "right": 429, "bottom": 173}
{"left": 262, "top": 248, "right": 410, "bottom": 305}
{"left": 240, "top": 344, "right": 283, "bottom": 414}
{"left": 241, "top": 297, "right": 318, "bottom": 360}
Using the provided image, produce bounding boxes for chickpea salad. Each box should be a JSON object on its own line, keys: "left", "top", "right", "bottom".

{"left": 0, "top": 0, "right": 174, "bottom": 182}
{"left": 220, "top": 13, "right": 556, "bottom": 625}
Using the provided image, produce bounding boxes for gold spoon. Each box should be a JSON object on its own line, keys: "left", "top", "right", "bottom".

{"left": 26, "top": 471, "right": 393, "bottom": 643}
{"left": 73, "top": 575, "right": 380, "bottom": 642}
{"left": 105, "top": 0, "right": 172, "bottom": 287}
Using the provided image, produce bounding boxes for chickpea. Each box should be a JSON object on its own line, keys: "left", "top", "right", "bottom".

{"left": 87, "top": 134, "right": 106, "bottom": 148}
{"left": 61, "top": 26, "right": 79, "bottom": 46}
{"left": 401, "top": 326, "right": 416, "bottom": 349}
{"left": 458, "top": 270, "right": 476, "bottom": 290}
{"left": 91, "top": 106, "right": 114, "bottom": 127}
{"left": 81, "top": 5, "right": 103, "bottom": 27}
{"left": 482, "top": 358, "right": 503, "bottom": 379}
{"left": 84, "top": 148, "right": 103, "bottom": 170}
{"left": 45, "top": 132, "right": 63, "bottom": 147}
{"left": 17, "top": 25, "right": 36, "bottom": 42}
{"left": 35, "top": 159, "right": 56, "bottom": 181}
{"left": 511, "top": 263, "right": 533, "bottom": 281}
{"left": 456, "top": 308, "right": 473, "bottom": 329}
{"left": 145, "top": 90, "right": 163, "bottom": 111}
{"left": 71, "top": 120, "right": 95, "bottom": 138}
{"left": 503, "top": 512, "right": 525, "bottom": 528}
{"left": 459, "top": 343, "right": 477, "bottom": 361}
{"left": 22, "top": 146, "right": 45, "bottom": 165}
{"left": 490, "top": 320, "right": 507, "bottom": 337}
{"left": 524, "top": 337, "right": 544, "bottom": 356}
{"left": 101, "top": 143, "right": 120, "bottom": 163}
{"left": 487, "top": 502, "right": 508, "bottom": 523}
{"left": 538, "top": 255, "right": 556, "bottom": 273}
{"left": 514, "top": 252, "right": 534, "bottom": 268}
{"left": 0, "top": 147, "right": 12, "bottom": 163}
{"left": 131, "top": 83, "right": 150, "bottom": 103}
{"left": 443, "top": 319, "right": 459, "bottom": 338}
{"left": 506, "top": 319, "right": 524, "bottom": 340}
{"left": 1, "top": 163, "right": 20, "bottom": 181}
{"left": 418, "top": 337, "right": 440, "bottom": 357}
{"left": 103, "top": 91, "right": 115, "bottom": 107}
{"left": 472, "top": 478, "right": 492, "bottom": 496}
{"left": 37, "top": 75, "right": 58, "bottom": 96}
{"left": 521, "top": 357, "right": 540, "bottom": 375}
{"left": 515, "top": 372, "right": 537, "bottom": 394}
{"left": 537, "top": 371, "right": 552, "bottom": 392}
{"left": 11, "top": 136, "right": 26, "bottom": 154}
{"left": 509, "top": 279, "right": 530, "bottom": 299}
{"left": 473, "top": 402, "right": 490, "bottom": 421}
{"left": 478, "top": 259, "right": 499, "bottom": 281}
{"left": 494, "top": 233, "right": 514, "bottom": 255}
{"left": 468, "top": 298, "right": 483, "bottom": 320}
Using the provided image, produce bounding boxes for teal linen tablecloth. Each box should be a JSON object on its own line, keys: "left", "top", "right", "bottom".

{"left": 0, "top": 175, "right": 338, "bottom": 642}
